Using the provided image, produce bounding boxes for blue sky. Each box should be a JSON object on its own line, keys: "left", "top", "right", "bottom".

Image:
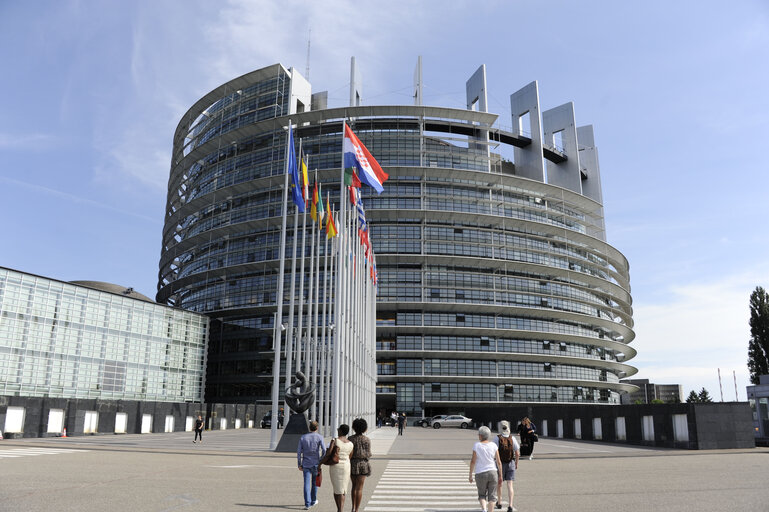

{"left": 1, "top": 0, "right": 768, "bottom": 399}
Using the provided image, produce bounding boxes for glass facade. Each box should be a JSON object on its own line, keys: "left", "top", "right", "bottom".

{"left": 159, "top": 63, "right": 636, "bottom": 411}
{"left": 0, "top": 267, "right": 208, "bottom": 402}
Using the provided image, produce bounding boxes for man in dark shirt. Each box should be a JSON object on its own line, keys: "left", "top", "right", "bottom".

{"left": 397, "top": 412, "right": 406, "bottom": 435}
{"left": 193, "top": 415, "right": 204, "bottom": 443}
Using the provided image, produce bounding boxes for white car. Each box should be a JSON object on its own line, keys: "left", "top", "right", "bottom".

{"left": 432, "top": 414, "right": 472, "bottom": 429}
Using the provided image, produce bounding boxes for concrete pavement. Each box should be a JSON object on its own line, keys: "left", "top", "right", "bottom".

{"left": 1, "top": 426, "right": 766, "bottom": 511}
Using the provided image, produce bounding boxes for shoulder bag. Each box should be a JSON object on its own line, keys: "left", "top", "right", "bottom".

{"left": 320, "top": 438, "right": 339, "bottom": 465}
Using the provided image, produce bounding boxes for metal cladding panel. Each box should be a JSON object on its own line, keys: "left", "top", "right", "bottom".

{"left": 289, "top": 68, "right": 312, "bottom": 114}
{"left": 350, "top": 56, "right": 362, "bottom": 107}
{"left": 577, "top": 125, "right": 603, "bottom": 203}
{"left": 465, "top": 64, "right": 490, "bottom": 170}
{"left": 543, "top": 102, "right": 581, "bottom": 194}
{"left": 465, "top": 64, "right": 488, "bottom": 112}
{"left": 577, "top": 125, "right": 605, "bottom": 240}
{"left": 510, "top": 81, "right": 544, "bottom": 181}
{"left": 413, "top": 56, "right": 423, "bottom": 106}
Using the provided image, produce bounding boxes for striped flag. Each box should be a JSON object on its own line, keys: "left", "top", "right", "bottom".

{"left": 343, "top": 125, "right": 388, "bottom": 194}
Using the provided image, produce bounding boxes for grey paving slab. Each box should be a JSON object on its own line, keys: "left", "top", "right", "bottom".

{"left": 0, "top": 427, "right": 766, "bottom": 512}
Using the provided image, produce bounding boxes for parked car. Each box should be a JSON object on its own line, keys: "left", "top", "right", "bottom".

{"left": 432, "top": 414, "right": 472, "bottom": 429}
{"left": 415, "top": 415, "right": 447, "bottom": 427}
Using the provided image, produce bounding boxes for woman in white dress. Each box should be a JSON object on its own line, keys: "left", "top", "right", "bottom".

{"left": 329, "top": 423, "right": 354, "bottom": 512}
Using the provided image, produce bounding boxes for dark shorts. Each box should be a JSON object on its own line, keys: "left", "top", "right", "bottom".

{"left": 501, "top": 461, "right": 516, "bottom": 481}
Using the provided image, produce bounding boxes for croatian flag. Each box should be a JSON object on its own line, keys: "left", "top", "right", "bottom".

{"left": 343, "top": 125, "right": 388, "bottom": 194}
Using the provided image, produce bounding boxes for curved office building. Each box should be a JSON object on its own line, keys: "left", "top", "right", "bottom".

{"left": 158, "top": 61, "right": 637, "bottom": 413}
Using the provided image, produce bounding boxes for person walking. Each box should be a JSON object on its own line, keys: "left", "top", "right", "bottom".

{"left": 493, "top": 421, "right": 520, "bottom": 512}
{"left": 469, "top": 426, "right": 503, "bottom": 512}
{"left": 397, "top": 412, "right": 406, "bottom": 435}
{"left": 297, "top": 420, "right": 325, "bottom": 510}
{"left": 349, "top": 418, "right": 372, "bottom": 512}
{"left": 328, "top": 423, "right": 354, "bottom": 512}
{"left": 516, "top": 417, "right": 537, "bottom": 460}
{"left": 193, "top": 415, "right": 204, "bottom": 443}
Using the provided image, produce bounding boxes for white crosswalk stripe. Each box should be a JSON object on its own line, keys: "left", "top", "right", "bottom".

{"left": 364, "top": 460, "right": 483, "bottom": 512}
{"left": 0, "top": 447, "right": 89, "bottom": 459}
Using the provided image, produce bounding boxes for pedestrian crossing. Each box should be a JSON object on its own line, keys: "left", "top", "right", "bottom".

{"left": 0, "top": 447, "right": 89, "bottom": 459}
{"left": 364, "top": 460, "right": 482, "bottom": 512}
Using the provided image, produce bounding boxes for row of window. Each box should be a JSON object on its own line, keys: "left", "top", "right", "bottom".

{"left": 393, "top": 382, "right": 619, "bottom": 415}
{"left": 390, "top": 312, "right": 618, "bottom": 341}
{"left": 379, "top": 358, "right": 617, "bottom": 382}
{"left": 385, "top": 335, "right": 618, "bottom": 359}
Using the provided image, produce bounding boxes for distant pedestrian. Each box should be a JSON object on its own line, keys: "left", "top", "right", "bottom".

{"left": 297, "top": 420, "right": 325, "bottom": 510}
{"left": 376, "top": 413, "right": 383, "bottom": 429}
{"left": 349, "top": 418, "right": 372, "bottom": 512}
{"left": 193, "top": 415, "right": 204, "bottom": 443}
{"left": 516, "top": 417, "right": 537, "bottom": 460}
{"left": 469, "top": 426, "right": 503, "bottom": 512}
{"left": 493, "top": 421, "right": 520, "bottom": 512}
{"left": 390, "top": 411, "right": 397, "bottom": 427}
{"left": 397, "top": 412, "right": 406, "bottom": 435}
{"left": 329, "top": 423, "right": 354, "bottom": 512}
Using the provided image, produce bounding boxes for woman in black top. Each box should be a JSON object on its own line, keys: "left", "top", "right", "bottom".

{"left": 349, "top": 418, "right": 372, "bottom": 512}
{"left": 516, "top": 417, "right": 536, "bottom": 459}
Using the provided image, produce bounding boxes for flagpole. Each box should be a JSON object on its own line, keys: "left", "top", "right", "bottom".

{"left": 332, "top": 121, "right": 347, "bottom": 432}
{"left": 296, "top": 202, "right": 308, "bottom": 382}
{"left": 319, "top": 214, "right": 329, "bottom": 433}
{"left": 324, "top": 212, "right": 337, "bottom": 436}
{"left": 306, "top": 176, "right": 318, "bottom": 390}
{"left": 311, "top": 180, "right": 322, "bottom": 422}
{"left": 320, "top": 197, "right": 331, "bottom": 433}
{"left": 306, "top": 180, "right": 318, "bottom": 419}
{"left": 270, "top": 119, "right": 292, "bottom": 451}
{"left": 284, "top": 138, "right": 303, "bottom": 418}
{"left": 344, "top": 193, "right": 354, "bottom": 426}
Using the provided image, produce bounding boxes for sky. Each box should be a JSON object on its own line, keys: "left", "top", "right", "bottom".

{"left": 1, "top": 0, "right": 768, "bottom": 400}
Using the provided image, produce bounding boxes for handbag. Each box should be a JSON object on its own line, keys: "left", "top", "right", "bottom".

{"left": 530, "top": 433, "right": 539, "bottom": 443}
{"left": 315, "top": 467, "right": 322, "bottom": 487}
{"left": 320, "top": 438, "right": 339, "bottom": 465}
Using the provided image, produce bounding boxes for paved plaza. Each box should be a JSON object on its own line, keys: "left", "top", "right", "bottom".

{"left": 1, "top": 426, "right": 767, "bottom": 511}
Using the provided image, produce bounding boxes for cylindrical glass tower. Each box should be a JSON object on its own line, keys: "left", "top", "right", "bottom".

{"left": 158, "top": 62, "right": 636, "bottom": 411}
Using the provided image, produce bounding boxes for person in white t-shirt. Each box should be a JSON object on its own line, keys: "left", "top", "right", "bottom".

{"left": 469, "top": 426, "right": 503, "bottom": 512}
{"left": 492, "top": 420, "right": 520, "bottom": 512}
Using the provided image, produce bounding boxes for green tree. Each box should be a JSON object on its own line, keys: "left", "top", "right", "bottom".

{"left": 698, "top": 387, "right": 713, "bottom": 403}
{"left": 748, "top": 286, "right": 769, "bottom": 384}
{"left": 686, "top": 390, "right": 700, "bottom": 403}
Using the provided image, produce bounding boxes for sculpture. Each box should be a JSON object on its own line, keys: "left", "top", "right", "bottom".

{"left": 284, "top": 371, "right": 315, "bottom": 414}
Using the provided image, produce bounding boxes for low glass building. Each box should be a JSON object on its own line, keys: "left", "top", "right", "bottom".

{"left": 158, "top": 61, "right": 636, "bottom": 414}
{"left": 0, "top": 267, "right": 208, "bottom": 402}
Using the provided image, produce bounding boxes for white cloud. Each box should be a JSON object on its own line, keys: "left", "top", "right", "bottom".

{"left": 630, "top": 268, "right": 769, "bottom": 400}
{"left": 0, "top": 132, "right": 54, "bottom": 149}
{"left": 0, "top": 176, "right": 156, "bottom": 223}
